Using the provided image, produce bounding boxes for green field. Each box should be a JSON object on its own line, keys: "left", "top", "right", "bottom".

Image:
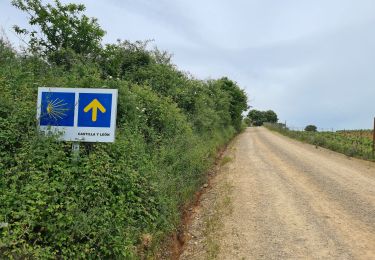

{"left": 265, "top": 124, "right": 374, "bottom": 161}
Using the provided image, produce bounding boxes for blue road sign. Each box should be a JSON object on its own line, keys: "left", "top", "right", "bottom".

{"left": 37, "top": 87, "right": 118, "bottom": 142}
{"left": 37, "top": 88, "right": 118, "bottom": 142}
{"left": 78, "top": 93, "right": 112, "bottom": 127}
{"left": 40, "top": 92, "right": 75, "bottom": 126}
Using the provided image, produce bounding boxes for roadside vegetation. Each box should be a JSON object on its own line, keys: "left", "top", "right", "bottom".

{"left": 0, "top": 0, "right": 248, "bottom": 258}
{"left": 265, "top": 123, "right": 374, "bottom": 161}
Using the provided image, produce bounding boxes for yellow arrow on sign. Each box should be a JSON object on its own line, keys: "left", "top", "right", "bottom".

{"left": 84, "top": 99, "right": 106, "bottom": 122}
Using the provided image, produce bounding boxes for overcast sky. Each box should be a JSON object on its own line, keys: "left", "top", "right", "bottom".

{"left": 1, "top": 0, "right": 375, "bottom": 129}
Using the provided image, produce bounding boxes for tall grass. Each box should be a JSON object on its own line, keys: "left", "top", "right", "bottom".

{"left": 264, "top": 123, "right": 374, "bottom": 161}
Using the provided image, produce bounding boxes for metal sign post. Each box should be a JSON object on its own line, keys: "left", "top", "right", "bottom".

{"left": 72, "top": 142, "right": 80, "bottom": 162}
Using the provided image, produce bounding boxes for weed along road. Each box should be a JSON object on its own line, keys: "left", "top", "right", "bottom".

{"left": 181, "top": 127, "right": 375, "bottom": 259}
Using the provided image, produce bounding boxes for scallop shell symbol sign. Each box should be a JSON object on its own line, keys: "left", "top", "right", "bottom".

{"left": 37, "top": 88, "right": 118, "bottom": 143}
{"left": 39, "top": 92, "right": 75, "bottom": 127}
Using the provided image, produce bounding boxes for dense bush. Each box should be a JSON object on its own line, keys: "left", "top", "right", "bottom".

{"left": 0, "top": 3, "right": 248, "bottom": 256}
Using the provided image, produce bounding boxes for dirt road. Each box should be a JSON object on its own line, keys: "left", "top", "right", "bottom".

{"left": 180, "top": 127, "right": 375, "bottom": 259}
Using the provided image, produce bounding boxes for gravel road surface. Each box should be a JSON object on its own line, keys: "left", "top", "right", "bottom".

{"left": 180, "top": 127, "right": 375, "bottom": 259}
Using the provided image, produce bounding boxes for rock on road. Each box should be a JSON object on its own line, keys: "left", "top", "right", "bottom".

{"left": 181, "top": 127, "right": 375, "bottom": 259}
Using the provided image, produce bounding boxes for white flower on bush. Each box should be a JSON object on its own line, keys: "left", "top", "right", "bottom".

{"left": 0, "top": 222, "right": 8, "bottom": 228}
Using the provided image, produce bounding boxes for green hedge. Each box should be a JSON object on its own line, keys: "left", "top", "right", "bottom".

{"left": 0, "top": 39, "right": 247, "bottom": 258}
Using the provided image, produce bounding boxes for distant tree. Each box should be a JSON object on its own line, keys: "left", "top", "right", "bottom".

{"left": 247, "top": 109, "right": 264, "bottom": 126}
{"left": 305, "top": 125, "right": 317, "bottom": 132}
{"left": 264, "top": 110, "right": 278, "bottom": 123}
{"left": 247, "top": 109, "right": 278, "bottom": 126}
{"left": 12, "top": 0, "right": 105, "bottom": 63}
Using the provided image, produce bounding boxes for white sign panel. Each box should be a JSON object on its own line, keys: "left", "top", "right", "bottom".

{"left": 37, "top": 87, "right": 118, "bottom": 142}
